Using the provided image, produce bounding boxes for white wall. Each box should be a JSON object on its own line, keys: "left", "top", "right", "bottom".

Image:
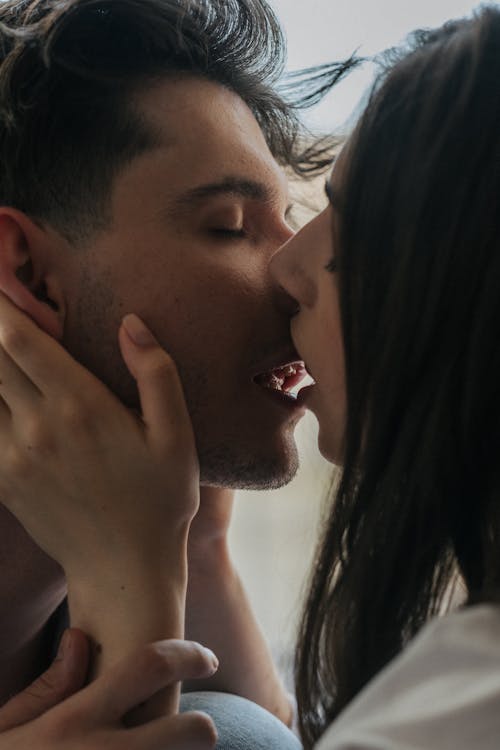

{"left": 271, "top": 0, "right": 489, "bottom": 131}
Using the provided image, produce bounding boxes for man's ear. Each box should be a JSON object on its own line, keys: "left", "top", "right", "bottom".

{"left": 0, "top": 209, "right": 64, "bottom": 340}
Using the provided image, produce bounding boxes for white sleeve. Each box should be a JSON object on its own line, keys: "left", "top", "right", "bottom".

{"left": 315, "top": 605, "right": 500, "bottom": 750}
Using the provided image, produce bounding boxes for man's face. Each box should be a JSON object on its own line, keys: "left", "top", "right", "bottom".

{"left": 58, "top": 76, "right": 306, "bottom": 489}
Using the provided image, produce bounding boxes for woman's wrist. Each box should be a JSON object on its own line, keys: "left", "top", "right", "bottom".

{"left": 66, "top": 532, "right": 190, "bottom": 677}
{"left": 65, "top": 518, "right": 192, "bottom": 584}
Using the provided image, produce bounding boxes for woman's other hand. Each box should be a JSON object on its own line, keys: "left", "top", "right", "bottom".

{"left": 0, "top": 295, "right": 199, "bottom": 580}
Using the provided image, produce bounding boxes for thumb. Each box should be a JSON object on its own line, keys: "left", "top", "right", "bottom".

{"left": 0, "top": 629, "right": 89, "bottom": 731}
{"left": 119, "top": 314, "right": 196, "bottom": 453}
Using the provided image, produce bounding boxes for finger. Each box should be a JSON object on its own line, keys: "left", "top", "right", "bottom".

{"left": 0, "top": 345, "right": 42, "bottom": 411}
{"left": 119, "top": 315, "right": 195, "bottom": 451}
{"left": 82, "top": 640, "right": 218, "bottom": 723}
{"left": 129, "top": 711, "right": 217, "bottom": 750}
{"left": 0, "top": 629, "right": 89, "bottom": 731}
{"left": 0, "top": 292, "right": 95, "bottom": 398}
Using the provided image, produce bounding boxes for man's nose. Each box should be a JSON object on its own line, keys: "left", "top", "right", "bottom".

{"left": 268, "top": 227, "right": 294, "bottom": 288}
{"left": 269, "top": 245, "right": 300, "bottom": 317}
{"left": 278, "top": 219, "right": 295, "bottom": 246}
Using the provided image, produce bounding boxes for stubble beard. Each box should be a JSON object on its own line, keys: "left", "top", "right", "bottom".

{"left": 67, "top": 331, "right": 300, "bottom": 491}
{"left": 173, "top": 365, "right": 301, "bottom": 490}
{"left": 68, "top": 277, "right": 299, "bottom": 492}
{"left": 197, "top": 437, "right": 300, "bottom": 490}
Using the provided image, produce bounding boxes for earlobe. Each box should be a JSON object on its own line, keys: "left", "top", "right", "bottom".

{"left": 0, "top": 211, "right": 64, "bottom": 340}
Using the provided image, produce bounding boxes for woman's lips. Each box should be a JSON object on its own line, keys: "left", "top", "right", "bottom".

{"left": 295, "top": 382, "right": 316, "bottom": 406}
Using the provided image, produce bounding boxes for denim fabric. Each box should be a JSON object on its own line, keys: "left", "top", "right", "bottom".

{"left": 180, "top": 691, "right": 303, "bottom": 750}
{"left": 48, "top": 603, "right": 302, "bottom": 748}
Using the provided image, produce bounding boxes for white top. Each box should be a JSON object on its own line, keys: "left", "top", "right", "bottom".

{"left": 316, "top": 605, "right": 500, "bottom": 749}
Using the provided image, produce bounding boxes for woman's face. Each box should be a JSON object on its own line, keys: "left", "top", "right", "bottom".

{"left": 269, "top": 166, "right": 346, "bottom": 464}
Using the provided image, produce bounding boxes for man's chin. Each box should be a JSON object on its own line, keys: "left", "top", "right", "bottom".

{"left": 198, "top": 443, "right": 300, "bottom": 491}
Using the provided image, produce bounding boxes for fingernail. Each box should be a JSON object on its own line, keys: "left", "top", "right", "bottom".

{"left": 203, "top": 647, "right": 219, "bottom": 673}
{"left": 122, "top": 314, "right": 157, "bottom": 347}
{"left": 55, "top": 630, "right": 70, "bottom": 662}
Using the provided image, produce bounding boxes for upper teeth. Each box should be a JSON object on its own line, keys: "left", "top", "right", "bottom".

{"left": 268, "top": 373, "right": 286, "bottom": 390}
{"left": 257, "top": 364, "right": 300, "bottom": 392}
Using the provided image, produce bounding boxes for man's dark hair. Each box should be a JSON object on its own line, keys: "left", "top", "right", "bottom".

{"left": 0, "top": 0, "right": 345, "bottom": 243}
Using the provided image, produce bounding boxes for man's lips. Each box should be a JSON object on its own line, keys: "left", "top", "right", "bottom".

{"left": 252, "top": 355, "right": 310, "bottom": 398}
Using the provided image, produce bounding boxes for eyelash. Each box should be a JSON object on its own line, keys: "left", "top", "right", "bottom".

{"left": 326, "top": 257, "right": 338, "bottom": 273}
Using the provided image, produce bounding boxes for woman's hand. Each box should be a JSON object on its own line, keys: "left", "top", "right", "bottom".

{"left": 0, "top": 295, "right": 199, "bottom": 578}
{"left": 0, "top": 293, "right": 199, "bottom": 710}
{"left": 0, "top": 632, "right": 218, "bottom": 750}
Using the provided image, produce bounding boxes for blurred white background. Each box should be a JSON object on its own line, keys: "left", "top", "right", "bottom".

{"left": 228, "top": 0, "right": 493, "bottom": 685}
{"left": 272, "top": 0, "right": 488, "bottom": 132}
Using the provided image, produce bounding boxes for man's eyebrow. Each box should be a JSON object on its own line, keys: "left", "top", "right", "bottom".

{"left": 172, "top": 177, "right": 275, "bottom": 209}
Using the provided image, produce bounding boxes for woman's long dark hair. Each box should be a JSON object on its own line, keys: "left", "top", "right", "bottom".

{"left": 295, "top": 7, "right": 500, "bottom": 747}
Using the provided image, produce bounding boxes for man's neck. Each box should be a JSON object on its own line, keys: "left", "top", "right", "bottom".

{"left": 0, "top": 506, "right": 67, "bottom": 704}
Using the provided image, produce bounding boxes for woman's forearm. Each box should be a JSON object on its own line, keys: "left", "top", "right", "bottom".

{"left": 67, "top": 529, "right": 190, "bottom": 722}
